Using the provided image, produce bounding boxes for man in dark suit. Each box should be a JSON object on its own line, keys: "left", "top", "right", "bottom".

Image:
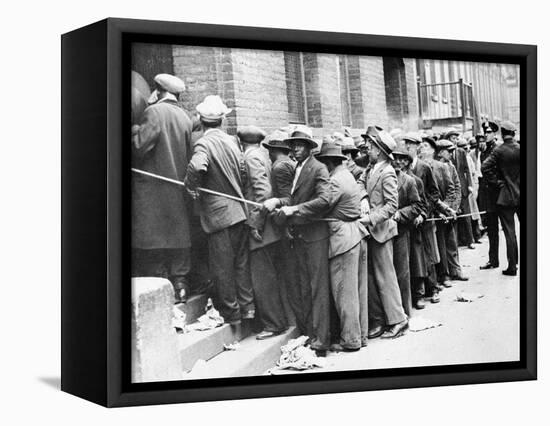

{"left": 240, "top": 126, "right": 289, "bottom": 339}
{"left": 404, "top": 132, "right": 442, "bottom": 306}
{"left": 264, "top": 125, "right": 331, "bottom": 355}
{"left": 446, "top": 130, "right": 475, "bottom": 248}
{"left": 358, "top": 126, "right": 408, "bottom": 339}
{"left": 391, "top": 144, "right": 423, "bottom": 316}
{"left": 482, "top": 121, "right": 520, "bottom": 276}
{"left": 185, "top": 95, "right": 254, "bottom": 325}
{"left": 131, "top": 74, "right": 193, "bottom": 304}
{"left": 478, "top": 121, "right": 501, "bottom": 270}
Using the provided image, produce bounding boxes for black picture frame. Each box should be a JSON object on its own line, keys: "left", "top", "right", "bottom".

{"left": 61, "top": 17, "right": 537, "bottom": 407}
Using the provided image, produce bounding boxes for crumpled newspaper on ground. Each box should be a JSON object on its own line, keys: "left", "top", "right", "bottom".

{"left": 455, "top": 292, "right": 485, "bottom": 302}
{"left": 268, "top": 335, "right": 326, "bottom": 374}
{"left": 409, "top": 316, "right": 443, "bottom": 332}
{"left": 185, "top": 299, "right": 225, "bottom": 332}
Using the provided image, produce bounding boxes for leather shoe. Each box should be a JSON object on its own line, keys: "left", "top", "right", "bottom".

{"left": 449, "top": 274, "right": 469, "bottom": 281}
{"left": 330, "top": 343, "right": 360, "bottom": 352}
{"left": 414, "top": 299, "right": 426, "bottom": 310}
{"left": 480, "top": 262, "right": 498, "bottom": 270}
{"left": 381, "top": 320, "right": 408, "bottom": 339}
{"left": 256, "top": 330, "right": 282, "bottom": 340}
{"left": 314, "top": 349, "right": 327, "bottom": 357}
{"left": 441, "top": 280, "right": 453, "bottom": 288}
{"left": 502, "top": 269, "right": 517, "bottom": 276}
{"left": 431, "top": 291, "right": 440, "bottom": 303}
{"left": 368, "top": 325, "right": 385, "bottom": 339}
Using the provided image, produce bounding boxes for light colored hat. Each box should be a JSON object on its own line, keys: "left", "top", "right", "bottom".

{"left": 315, "top": 142, "right": 347, "bottom": 161}
{"left": 285, "top": 125, "right": 318, "bottom": 148}
{"left": 402, "top": 131, "right": 422, "bottom": 144}
{"left": 262, "top": 130, "right": 291, "bottom": 151}
{"left": 332, "top": 131, "right": 345, "bottom": 142}
{"left": 339, "top": 136, "right": 358, "bottom": 153}
{"left": 196, "top": 95, "right": 232, "bottom": 122}
{"left": 154, "top": 74, "right": 186, "bottom": 94}
{"left": 237, "top": 125, "right": 267, "bottom": 144}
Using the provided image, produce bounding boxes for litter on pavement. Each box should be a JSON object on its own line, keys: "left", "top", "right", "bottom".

{"left": 223, "top": 342, "right": 240, "bottom": 351}
{"left": 268, "top": 335, "right": 327, "bottom": 374}
{"left": 172, "top": 306, "right": 187, "bottom": 332}
{"left": 455, "top": 292, "right": 485, "bottom": 302}
{"left": 409, "top": 316, "right": 443, "bottom": 332}
{"left": 185, "top": 299, "right": 225, "bottom": 332}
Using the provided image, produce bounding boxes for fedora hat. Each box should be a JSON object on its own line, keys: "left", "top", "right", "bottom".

{"left": 315, "top": 142, "right": 347, "bottom": 161}
{"left": 262, "top": 130, "right": 291, "bottom": 151}
{"left": 364, "top": 126, "right": 396, "bottom": 160}
{"left": 285, "top": 125, "right": 318, "bottom": 149}
{"left": 196, "top": 95, "right": 232, "bottom": 122}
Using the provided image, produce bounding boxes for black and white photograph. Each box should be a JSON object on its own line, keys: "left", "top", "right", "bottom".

{"left": 130, "top": 42, "right": 521, "bottom": 383}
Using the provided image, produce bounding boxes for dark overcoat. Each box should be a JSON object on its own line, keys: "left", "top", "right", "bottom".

{"left": 481, "top": 138, "right": 520, "bottom": 208}
{"left": 131, "top": 99, "right": 193, "bottom": 249}
{"left": 477, "top": 142, "right": 499, "bottom": 212}
{"left": 451, "top": 147, "right": 473, "bottom": 213}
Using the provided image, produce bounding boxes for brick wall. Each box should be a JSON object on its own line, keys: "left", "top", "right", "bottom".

{"left": 359, "top": 56, "right": 390, "bottom": 129}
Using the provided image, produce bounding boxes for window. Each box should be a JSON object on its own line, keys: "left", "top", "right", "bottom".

{"left": 284, "top": 52, "right": 307, "bottom": 124}
{"left": 338, "top": 56, "right": 352, "bottom": 127}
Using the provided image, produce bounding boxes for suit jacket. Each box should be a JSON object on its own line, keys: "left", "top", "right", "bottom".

{"left": 481, "top": 137, "right": 520, "bottom": 207}
{"left": 478, "top": 141, "right": 499, "bottom": 212}
{"left": 358, "top": 160, "right": 398, "bottom": 243}
{"left": 451, "top": 147, "right": 473, "bottom": 208}
{"left": 426, "top": 158, "right": 459, "bottom": 214}
{"left": 271, "top": 156, "right": 295, "bottom": 199}
{"left": 280, "top": 155, "right": 331, "bottom": 242}
{"left": 185, "top": 128, "right": 248, "bottom": 234}
{"left": 243, "top": 146, "right": 280, "bottom": 250}
{"left": 411, "top": 158, "right": 441, "bottom": 217}
{"left": 395, "top": 170, "right": 422, "bottom": 232}
{"left": 131, "top": 100, "right": 193, "bottom": 249}
{"left": 439, "top": 160, "right": 462, "bottom": 212}
{"left": 326, "top": 165, "right": 368, "bottom": 258}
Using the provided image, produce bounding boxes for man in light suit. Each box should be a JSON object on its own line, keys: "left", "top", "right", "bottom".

{"left": 358, "top": 126, "right": 408, "bottom": 339}
{"left": 264, "top": 126, "right": 331, "bottom": 355}
{"left": 239, "top": 126, "right": 289, "bottom": 339}
{"left": 185, "top": 95, "right": 254, "bottom": 325}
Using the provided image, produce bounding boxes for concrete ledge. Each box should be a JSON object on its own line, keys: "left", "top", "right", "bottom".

{"left": 179, "top": 321, "right": 252, "bottom": 372}
{"left": 131, "top": 277, "right": 183, "bottom": 383}
{"left": 183, "top": 326, "right": 299, "bottom": 380}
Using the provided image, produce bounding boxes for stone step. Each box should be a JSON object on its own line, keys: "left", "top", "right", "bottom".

{"left": 175, "top": 293, "right": 208, "bottom": 325}
{"left": 182, "top": 326, "right": 299, "bottom": 380}
{"left": 178, "top": 321, "right": 253, "bottom": 372}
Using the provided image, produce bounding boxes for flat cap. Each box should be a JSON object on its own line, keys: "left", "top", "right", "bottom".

{"left": 262, "top": 130, "right": 291, "bottom": 151}
{"left": 154, "top": 74, "right": 186, "bottom": 94}
{"left": 402, "top": 131, "right": 422, "bottom": 144}
{"left": 437, "top": 138, "right": 455, "bottom": 151}
{"left": 456, "top": 138, "right": 469, "bottom": 148}
{"left": 500, "top": 120, "right": 517, "bottom": 132}
{"left": 237, "top": 125, "right": 267, "bottom": 144}
{"left": 392, "top": 141, "right": 412, "bottom": 162}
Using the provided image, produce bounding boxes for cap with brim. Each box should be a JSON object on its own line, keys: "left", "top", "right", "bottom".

{"left": 437, "top": 139, "right": 455, "bottom": 151}
{"left": 402, "top": 131, "right": 422, "bottom": 144}
{"left": 456, "top": 138, "right": 469, "bottom": 148}
{"left": 285, "top": 125, "right": 318, "bottom": 149}
{"left": 154, "top": 73, "right": 186, "bottom": 94}
{"left": 340, "top": 137, "right": 359, "bottom": 154}
{"left": 315, "top": 142, "right": 347, "bottom": 161}
{"left": 392, "top": 142, "right": 412, "bottom": 162}
{"left": 237, "top": 125, "right": 267, "bottom": 144}
{"left": 444, "top": 128, "right": 460, "bottom": 139}
{"left": 500, "top": 120, "right": 517, "bottom": 132}
{"left": 482, "top": 121, "right": 499, "bottom": 134}
{"left": 422, "top": 135, "right": 438, "bottom": 151}
{"left": 361, "top": 124, "right": 384, "bottom": 139}
{"left": 262, "top": 130, "right": 291, "bottom": 151}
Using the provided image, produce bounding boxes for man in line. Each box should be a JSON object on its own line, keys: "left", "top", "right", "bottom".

{"left": 446, "top": 129, "right": 475, "bottom": 249}
{"left": 478, "top": 121, "right": 501, "bottom": 270}
{"left": 131, "top": 74, "right": 193, "bottom": 304}
{"left": 481, "top": 121, "right": 521, "bottom": 276}
{"left": 404, "top": 132, "right": 441, "bottom": 306}
{"left": 185, "top": 95, "right": 254, "bottom": 325}
{"left": 467, "top": 135, "right": 484, "bottom": 244}
{"left": 239, "top": 126, "right": 289, "bottom": 339}
{"left": 263, "top": 125, "right": 331, "bottom": 355}
{"left": 358, "top": 126, "right": 408, "bottom": 339}
{"left": 340, "top": 136, "right": 365, "bottom": 180}
{"left": 436, "top": 139, "right": 469, "bottom": 283}
{"left": 316, "top": 142, "right": 369, "bottom": 352}
{"left": 391, "top": 144, "right": 423, "bottom": 316}
{"left": 418, "top": 136, "right": 458, "bottom": 294}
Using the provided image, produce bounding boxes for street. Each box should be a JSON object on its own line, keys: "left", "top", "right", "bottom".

{"left": 272, "top": 225, "right": 520, "bottom": 374}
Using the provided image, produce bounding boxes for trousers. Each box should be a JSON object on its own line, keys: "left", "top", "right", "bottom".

{"left": 498, "top": 206, "right": 520, "bottom": 270}
{"left": 329, "top": 240, "right": 369, "bottom": 349}
{"left": 485, "top": 212, "right": 500, "bottom": 266}
{"left": 250, "top": 242, "right": 288, "bottom": 333}
{"left": 368, "top": 238, "right": 407, "bottom": 326}
{"left": 436, "top": 221, "right": 462, "bottom": 280}
{"left": 208, "top": 222, "right": 254, "bottom": 323}
{"left": 286, "top": 237, "right": 331, "bottom": 350}
{"left": 393, "top": 230, "right": 412, "bottom": 317}
{"left": 457, "top": 216, "right": 474, "bottom": 246}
